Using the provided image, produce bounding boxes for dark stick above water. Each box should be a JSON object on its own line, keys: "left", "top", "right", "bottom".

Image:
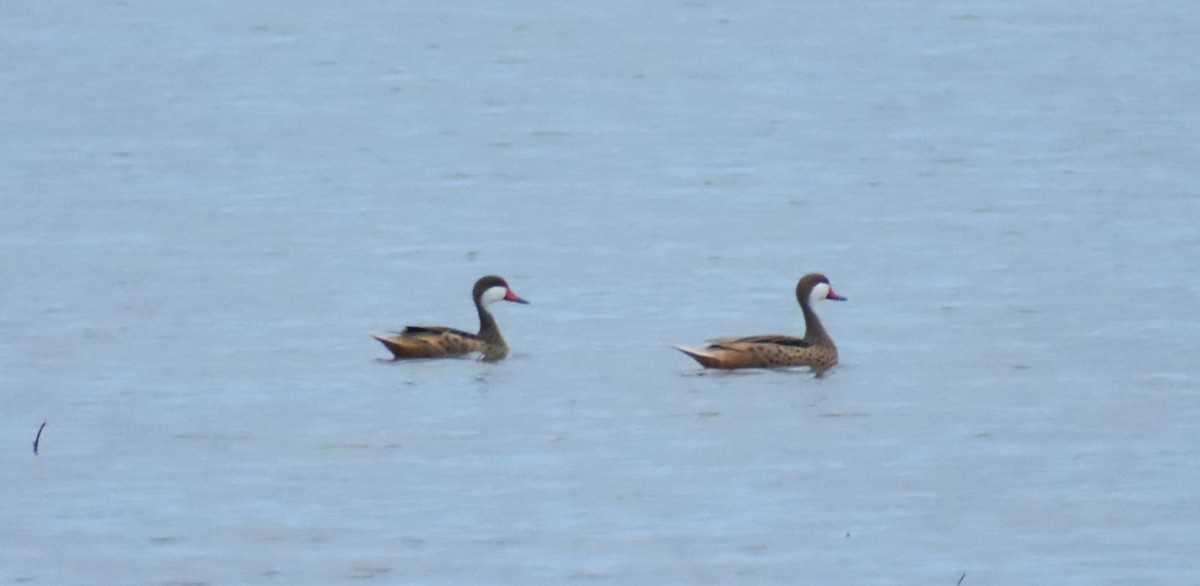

{"left": 33, "top": 421, "right": 46, "bottom": 455}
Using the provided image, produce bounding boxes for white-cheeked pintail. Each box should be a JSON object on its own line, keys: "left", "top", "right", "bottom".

{"left": 374, "top": 275, "right": 528, "bottom": 362}
{"left": 673, "top": 273, "right": 847, "bottom": 376}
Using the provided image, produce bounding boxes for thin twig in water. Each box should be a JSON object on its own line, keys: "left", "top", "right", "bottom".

{"left": 957, "top": 572, "right": 966, "bottom": 586}
{"left": 33, "top": 421, "right": 47, "bottom": 455}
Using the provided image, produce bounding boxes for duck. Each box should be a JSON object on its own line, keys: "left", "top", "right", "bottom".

{"left": 673, "top": 273, "right": 847, "bottom": 376}
{"left": 374, "top": 275, "right": 528, "bottom": 362}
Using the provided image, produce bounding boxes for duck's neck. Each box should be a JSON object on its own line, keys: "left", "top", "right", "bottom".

{"left": 801, "top": 304, "right": 833, "bottom": 347}
{"left": 476, "top": 303, "right": 509, "bottom": 359}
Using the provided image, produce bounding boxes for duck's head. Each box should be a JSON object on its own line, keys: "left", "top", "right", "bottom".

{"left": 797, "top": 273, "right": 847, "bottom": 306}
{"left": 474, "top": 275, "right": 529, "bottom": 306}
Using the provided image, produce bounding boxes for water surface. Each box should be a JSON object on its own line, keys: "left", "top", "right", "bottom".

{"left": 2, "top": 2, "right": 1198, "bottom": 584}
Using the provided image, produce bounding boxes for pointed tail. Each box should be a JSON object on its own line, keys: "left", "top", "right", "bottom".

{"left": 672, "top": 345, "right": 726, "bottom": 369}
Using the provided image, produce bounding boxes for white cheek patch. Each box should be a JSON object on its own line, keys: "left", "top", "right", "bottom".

{"left": 480, "top": 286, "right": 509, "bottom": 305}
{"left": 809, "top": 282, "right": 831, "bottom": 305}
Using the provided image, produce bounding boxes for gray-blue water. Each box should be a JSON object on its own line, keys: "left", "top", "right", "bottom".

{"left": 3, "top": 2, "right": 1198, "bottom": 584}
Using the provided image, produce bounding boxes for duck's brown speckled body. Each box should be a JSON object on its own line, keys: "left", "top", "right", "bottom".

{"left": 673, "top": 273, "right": 846, "bottom": 376}
{"left": 374, "top": 275, "right": 528, "bottom": 362}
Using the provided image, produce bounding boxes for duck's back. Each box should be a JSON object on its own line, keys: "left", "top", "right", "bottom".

{"left": 374, "top": 326, "right": 485, "bottom": 359}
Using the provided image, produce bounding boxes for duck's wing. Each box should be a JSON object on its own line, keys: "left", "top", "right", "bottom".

{"left": 400, "top": 325, "right": 479, "bottom": 339}
{"left": 706, "top": 334, "right": 811, "bottom": 348}
{"left": 374, "top": 325, "right": 483, "bottom": 359}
